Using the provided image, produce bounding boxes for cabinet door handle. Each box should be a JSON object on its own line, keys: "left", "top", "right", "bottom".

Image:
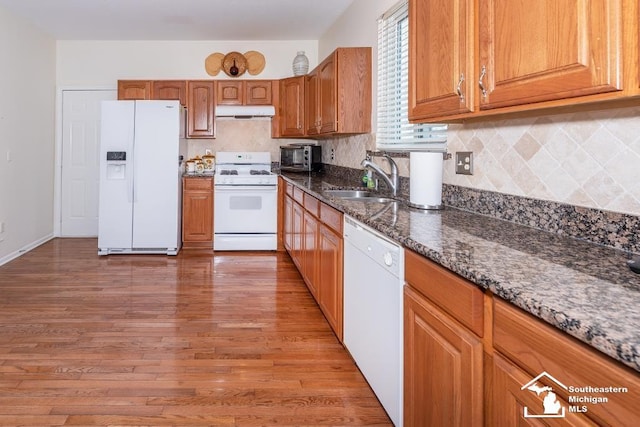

{"left": 456, "top": 73, "right": 465, "bottom": 103}
{"left": 478, "top": 65, "right": 488, "bottom": 98}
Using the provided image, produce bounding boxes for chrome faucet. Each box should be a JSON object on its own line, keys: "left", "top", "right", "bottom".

{"left": 361, "top": 153, "right": 399, "bottom": 197}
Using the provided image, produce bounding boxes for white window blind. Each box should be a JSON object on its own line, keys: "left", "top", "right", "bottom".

{"left": 376, "top": 0, "right": 447, "bottom": 152}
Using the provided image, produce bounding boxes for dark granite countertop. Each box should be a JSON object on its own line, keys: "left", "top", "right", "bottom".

{"left": 281, "top": 172, "right": 640, "bottom": 373}
{"left": 183, "top": 172, "right": 215, "bottom": 178}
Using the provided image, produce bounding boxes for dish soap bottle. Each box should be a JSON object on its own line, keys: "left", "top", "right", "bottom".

{"left": 361, "top": 169, "right": 369, "bottom": 187}
{"left": 367, "top": 170, "right": 376, "bottom": 189}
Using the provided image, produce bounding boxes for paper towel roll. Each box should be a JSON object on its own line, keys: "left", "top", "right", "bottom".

{"left": 409, "top": 152, "right": 443, "bottom": 209}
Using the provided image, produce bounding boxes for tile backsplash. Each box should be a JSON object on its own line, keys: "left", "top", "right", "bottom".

{"left": 320, "top": 106, "right": 640, "bottom": 217}
{"left": 187, "top": 118, "right": 307, "bottom": 161}
{"left": 188, "top": 105, "right": 640, "bottom": 217}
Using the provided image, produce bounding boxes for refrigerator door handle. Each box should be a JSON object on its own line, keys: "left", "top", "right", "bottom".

{"left": 127, "top": 150, "right": 134, "bottom": 203}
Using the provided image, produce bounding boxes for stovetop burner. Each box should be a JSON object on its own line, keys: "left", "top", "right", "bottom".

{"left": 214, "top": 152, "right": 277, "bottom": 186}
{"left": 250, "top": 170, "right": 271, "bottom": 175}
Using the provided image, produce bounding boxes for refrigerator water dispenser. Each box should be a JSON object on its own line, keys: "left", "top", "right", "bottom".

{"left": 106, "top": 151, "right": 126, "bottom": 180}
{"left": 106, "top": 164, "right": 126, "bottom": 180}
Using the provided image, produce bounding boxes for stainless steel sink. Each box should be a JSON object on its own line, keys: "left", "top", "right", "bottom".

{"left": 324, "top": 189, "right": 396, "bottom": 203}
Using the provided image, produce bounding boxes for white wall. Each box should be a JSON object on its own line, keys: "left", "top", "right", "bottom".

{"left": 56, "top": 39, "right": 316, "bottom": 163}
{"left": 56, "top": 40, "right": 319, "bottom": 87}
{"left": 316, "top": 0, "right": 396, "bottom": 178}
{"left": 319, "top": 0, "right": 640, "bottom": 216}
{"left": 319, "top": 0, "right": 397, "bottom": 130}
{"left": 0, "top": 6, "right": 57, "bottom": 264}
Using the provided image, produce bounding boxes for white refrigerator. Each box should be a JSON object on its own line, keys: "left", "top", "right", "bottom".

{"left": 98, "top": 100, "right": 187, "bottom": 255}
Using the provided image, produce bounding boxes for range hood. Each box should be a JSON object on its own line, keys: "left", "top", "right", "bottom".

{"left": 215, "top": 105, "right": 276, "bottom": 118}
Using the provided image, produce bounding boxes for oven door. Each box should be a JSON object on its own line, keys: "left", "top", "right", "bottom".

{"left": 214, "top": 185, "right": 278, "bottom": 233}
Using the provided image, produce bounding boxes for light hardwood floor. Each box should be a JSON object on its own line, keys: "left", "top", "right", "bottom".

{"left": 0, "top": 238, "right": 392, "bottom": 426}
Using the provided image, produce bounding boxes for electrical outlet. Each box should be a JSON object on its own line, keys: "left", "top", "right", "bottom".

{"left": 330, "top": 148, "right": 335, "bottom": 161}
{"left": 0, "top": 221, "right": 4, "bottom": 242}
{"left": 455, "top": 152, "right": 473, "bottom": 175}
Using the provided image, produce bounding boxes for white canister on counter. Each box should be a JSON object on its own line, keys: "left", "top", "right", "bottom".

{"left": 186, "top": 160, "right": 196, "bottom": 173}
{"left": 202, "top": 154, "right": 215, "bottom": 172}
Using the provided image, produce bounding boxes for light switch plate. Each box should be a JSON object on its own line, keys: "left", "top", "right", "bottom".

{"left": 455, "top": 152, "right": 473, "bottom": 175}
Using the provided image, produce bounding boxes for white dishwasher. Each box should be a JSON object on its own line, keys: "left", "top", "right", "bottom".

{"left": 343, "top": 216, "right": 404, "bottom": 427}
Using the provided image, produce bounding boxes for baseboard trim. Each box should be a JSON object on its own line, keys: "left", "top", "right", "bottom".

{"left": 0, "top": 234, "right": 55, "bottom": 267}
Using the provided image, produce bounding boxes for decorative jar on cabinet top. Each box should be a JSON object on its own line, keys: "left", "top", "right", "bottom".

{"left": 292, "top": 51, "right": 309, "bottom": 76}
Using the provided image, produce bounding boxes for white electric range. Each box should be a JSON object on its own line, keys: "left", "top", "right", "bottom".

{"left": 213, "top": 152, "right": 278, "bottom": 251}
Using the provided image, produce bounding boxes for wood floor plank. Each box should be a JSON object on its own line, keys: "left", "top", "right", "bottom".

{"left": 0, "top": 238, "right": 392, "bottom": 426}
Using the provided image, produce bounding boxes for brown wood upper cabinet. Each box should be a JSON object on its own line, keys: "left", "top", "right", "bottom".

{"left": 117, "top": 80, "right": 151, "bottom": 100}
{"left": 409, "top": 0, "right": 637, "bottom": 123}
{"left": 187, "top": 80, "right": 215, "bottom": 138}
{"left": 118, "top": 80, "right": 186, "bottom": 105}
{"left": 151, "top": 80, "right": 186, "bottom": 106}
{"left": 478, "top": 0, "right": 622, "bottom": 110}
{"left": 216, "top": 80, "right": 273, "bottom": 105}
{"left": 279, "top": 76, "right": 306, "bottom": 137}
{"left": 305, "top": 47, "right": 372, "bottom": 137}
{"left": 408, "top": 0, "right": 475, "bottom": 120}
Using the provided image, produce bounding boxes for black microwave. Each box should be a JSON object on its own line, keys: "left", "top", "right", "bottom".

{"left": 279, "top": 144, "right": 322, "bottom": 172}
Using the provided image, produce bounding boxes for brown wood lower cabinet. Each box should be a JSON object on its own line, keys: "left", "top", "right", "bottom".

{"left": 492, "top": 299, "right": 640, "bottom": 427}
{"left": 290, "top": 199, "right": 303, "bottom": 268}
{"left": 404, "top": 285, "right": 484, "bottom": 426}
{"left": 283, "top": 190, "right": 294, "bottom": 252}
{"left": 282, "top": 181, "right": 343, "bottom": 340}
{"left": 302, "top": 210, "right": 319, "bottom": 298}
{"left": 182, "top": 177, "right": 213, "bottom": 249}
{"left": 404, "top": 248, "right": 640, "bottom": 426}
{"left": 491, "top": 352, "right": 596, "bottom": 427}
{"left": 317, "top": 222, "right": 342, "bottom": 337}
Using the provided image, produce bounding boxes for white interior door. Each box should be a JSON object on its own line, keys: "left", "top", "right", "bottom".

{"left": 61, "top": 90, "right": 116, "bottom": 236}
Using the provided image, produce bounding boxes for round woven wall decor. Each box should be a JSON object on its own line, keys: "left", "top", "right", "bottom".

{"left": 244, "top": 51, "right": 266, "bottom": 75}
{"left": 222, "top": 52, "right": 247, "bottom": 77}
{"left": 205, "top": 52, "right": 224, "bottom": 76}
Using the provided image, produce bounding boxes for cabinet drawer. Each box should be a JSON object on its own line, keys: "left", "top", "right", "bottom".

{"left": 285, "top": 181, "right": 294, "bottom": 197}
{"left": 320, "top": 203, "right": 342, "bottom": 234}
{"left": 303, "top": 193, "right": 319, "bottom": 217}
{"left": 404, "top": 250, "right": 484, "bottom": 336}
{"left": 293, "top": 186, "right": 305, "bottom": 204}
{"left": 494, "top": 299, "right": 640, "bottom": 426}
{"left": 183, "top": 177, "right": 213, "bottom": 191}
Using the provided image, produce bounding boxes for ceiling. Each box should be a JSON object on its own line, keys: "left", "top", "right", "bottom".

{"left": 0, "top": 0, "right": 356, "bottom": 40}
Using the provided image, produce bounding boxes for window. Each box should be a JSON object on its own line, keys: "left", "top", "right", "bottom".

{"left": 376, "top": 0, "right": 447, "bottom": 151}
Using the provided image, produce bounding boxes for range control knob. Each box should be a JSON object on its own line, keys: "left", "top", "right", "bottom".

{"left": 383, "top": 252, "right": 394, "bottom": 267}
